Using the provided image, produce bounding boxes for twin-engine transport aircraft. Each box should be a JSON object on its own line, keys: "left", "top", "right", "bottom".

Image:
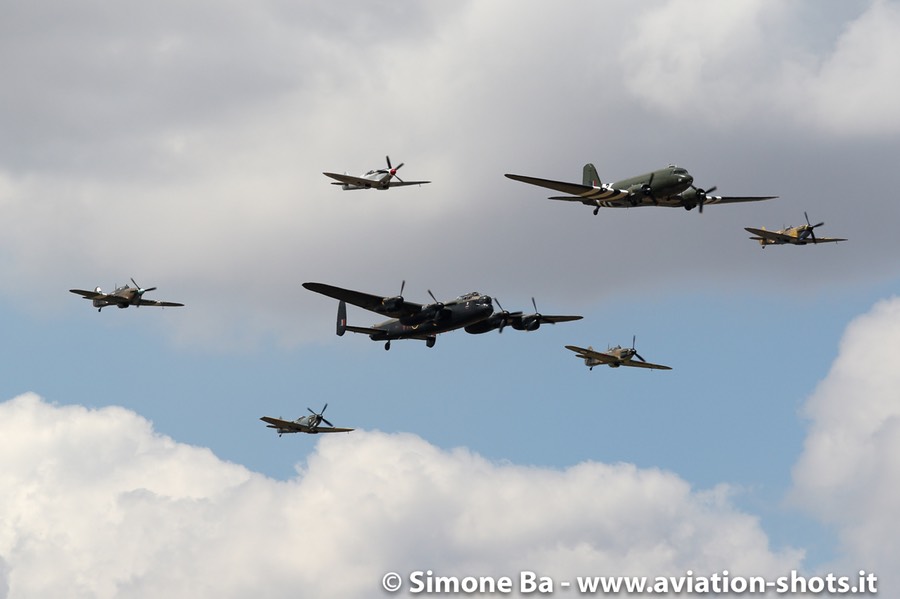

{"left": 323, "top": 156, "right": 430, "bottom": 190}
{"left": 69, "top": 278, "right": 184, "bottom": 312}
{"left": 260, "top": 404, "right": 354, "bottom": 437}
{"left": 506, "top": 164, "right": 776, "bottom": 214}
{"left": 463, "top": 297, "right": 582, "bottom": 334}
{"left": 303, "top": 281, "right": 494, "bottom": 350}
{"left": 745, "top": 212, "right": 847, "bottom": 248}
{"left": 565, "top": 337, "right": 672, "bottom": 371}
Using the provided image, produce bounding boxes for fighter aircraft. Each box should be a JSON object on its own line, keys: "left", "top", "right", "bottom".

{"left": 745, "top": 212, "right": 847, "bottom": 248}
{"left": 565, "top": 337, "right": 672, "bottom": 371}
{"left": 505, "top": 163, "right": 776, "bottom": 214}
{"left": 323, "top": 156, "right": 430, "bottom": 190}
{"left": 463, "top": 297, "right": 582, "bottom": 334}
{"left": 303, "top": 281, "right": 495, "bottom": 350}
{"left": 69, "top": 278, "right": 184, "bottom": 312}
{"left": 260, "top": 404, "right": 354, "bottom": 437}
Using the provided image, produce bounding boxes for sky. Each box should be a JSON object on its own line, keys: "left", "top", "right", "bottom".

{"left": 1, "top": 0, "right": 899, "bottom": 597}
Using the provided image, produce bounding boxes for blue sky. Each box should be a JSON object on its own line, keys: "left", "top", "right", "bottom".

{"left": 2, "top": 1, "right": 899, "bottom": 597}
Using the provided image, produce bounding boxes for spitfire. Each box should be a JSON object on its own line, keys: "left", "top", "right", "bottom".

{"left": 506, "top": 164, "right": 776, "bottom": 214}
{"left": 745, "top": 212, "right": 847, "bottom": 248}
{"left": 69, "top": 278, "right": 184, "bottom": 312}
{"left": 565, "top": 337, "right": 671, "bottom": 371}
{"left": 260, "top": 404, "right": 354, "bottom": 436}
{"left": 323, "top": 155, "right": 430, "bottom": 190}
{"left": 303, "top": 281, "right": 581, "bottom": 350}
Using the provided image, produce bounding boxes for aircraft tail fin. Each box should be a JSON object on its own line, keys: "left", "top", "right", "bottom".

{"left": 336, "top": 300, "right": 347, "bottom": 336}
{"left": 583, "top": 163, "right": 601, "bottom": 187}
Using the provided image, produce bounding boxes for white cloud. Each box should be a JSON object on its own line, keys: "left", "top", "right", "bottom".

{"left": 794, "top": 0, "right": 900, "bottom": 136}
{"left": 0, "top": 393, "right": 801, "bottom": 598}
{"left": 791, "top": 295, "right": 900, "bottom": 586}
{"left": 620, "top": 0, "right": 787, "bottom": 124}
{"left": 621, "top": 0, "right": 900, "bottom": 137}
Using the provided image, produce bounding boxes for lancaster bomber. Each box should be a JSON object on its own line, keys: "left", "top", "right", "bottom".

{"left": 506, "top": 164, "right": 776, "bottom": 214}
{"left": 302, "top": 281, "right": 581, "bottom": 350}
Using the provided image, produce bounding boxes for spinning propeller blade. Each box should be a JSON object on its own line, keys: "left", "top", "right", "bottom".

{"left": 306, "top": 404, "right": 334, "bottom": 428}
{"left": 631, "top": 335, "right": 647, "bottom": 362}
{"left": 804, "top": 212, "right": 825, "bottom": 242}
{"left": 695, "top": 185, "right": 716, "bottom": 213}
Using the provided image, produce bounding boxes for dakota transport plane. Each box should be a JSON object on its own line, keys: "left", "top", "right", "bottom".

{"left": 506, "top": 163, "right": 776, "bottom": 214}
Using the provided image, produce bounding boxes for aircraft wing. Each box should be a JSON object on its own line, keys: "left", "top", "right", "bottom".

{"left": 506, "top": 173, "right": 595, "bottom": 196}
{"left": 538, "top": 315, "right": 582, "bottom": 324}
{"left": 704, "top": 195, "right": 778, "bottom": 206}
{"left": 69, "top": 289, "right": 109, "bottom": 300}
{"left": 136, "top": 299, "right": 184, "bottom": 308}
{"left": 261, "top": 416, "right": 303, "bottom": 430}
{"left": 260, "top": 416, "right": 354, "bottom": 434}
{"left": 744, "top": 227, "right": 794, "bottom": 243}
{"left": 384, "top": 180, "right": 430, "bottom": 187}
{"left": 303, "top": 282, "right": 423, "bottom": 318}
{"left": 810, "top": 237, "right": 847, "bottom": 244}
{"left": 505, "top": 173, "right": 632, "bottom": 206}
{"left": 323, "top": 172, "right": 376, "bottom": 187}
{"left": 622, "top": 359, "right": 672, "bottom": 370}
{"left": 313, "top": 426, "right": 355, "bottom": 433}
{"left": 564, "top": 345, "right": 617, "bottom": 364}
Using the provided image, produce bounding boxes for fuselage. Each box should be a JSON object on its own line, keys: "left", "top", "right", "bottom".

{"left": 92, "top": 286, "right": 140, "bottom": 309}
{"left": 585, "top": 346, "right": 634, "bottom": 368}
{"left": 575, "top": 165, "right": 700, "bottom": 210}
{"left": 369, "top": 292, "right": 494, "bottom": 340}
{"left": 341, "top": 170, "right": 394, "bottom": 190}
{"left": 612, "top": 166, "right": 694, "bottom": 198}
{"left": 751, "top": 225, "right": 813, "bottom": 246}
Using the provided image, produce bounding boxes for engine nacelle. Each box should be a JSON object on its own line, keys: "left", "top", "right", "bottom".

{"left": 513, "top": 316, "right": 540, "bottom": 331}
{"left": 380, "top": 296, "right": 404, "bottom": 312}
{"left": 464, "top": 315, "right": 503, "bottom": 334}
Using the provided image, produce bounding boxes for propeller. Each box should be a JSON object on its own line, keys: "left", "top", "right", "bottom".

{"left": 492, "top": 298, "right": 522, "bottom": 333}
{"left": 693, "top": 185, "right": 716, "bottom": 213}
{"left": 130, "top": 278, "right": 156, "bottom": 294}
{"left": 381, "top": 155, "right": 405, "bottom": 182}
{"left": 130, "top": 278, "right": 156, "bottom": 306}
{"left": 307, "top": 404, "right": 334, "bottom": 428}
{"left": 517, "top": 297, "right": 543, "bottom": 331}
{"left": 631, "top": 335, "right": 647, "bottom": 362}
{"left": 426, "top": 289, "right": 448, "bottom": 318}
{"left": 381, "top": 280, "right": 406, "bottom": 311}
{"left": 639, "top": 172, "right": 656, "bottom": 205}
{"left": 804, "top": 211, "right": 825, "bottom": 242}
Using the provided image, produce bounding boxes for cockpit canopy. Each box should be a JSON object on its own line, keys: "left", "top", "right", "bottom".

{"left": 457, "top": 291, "right": 488, "bottom": 302}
